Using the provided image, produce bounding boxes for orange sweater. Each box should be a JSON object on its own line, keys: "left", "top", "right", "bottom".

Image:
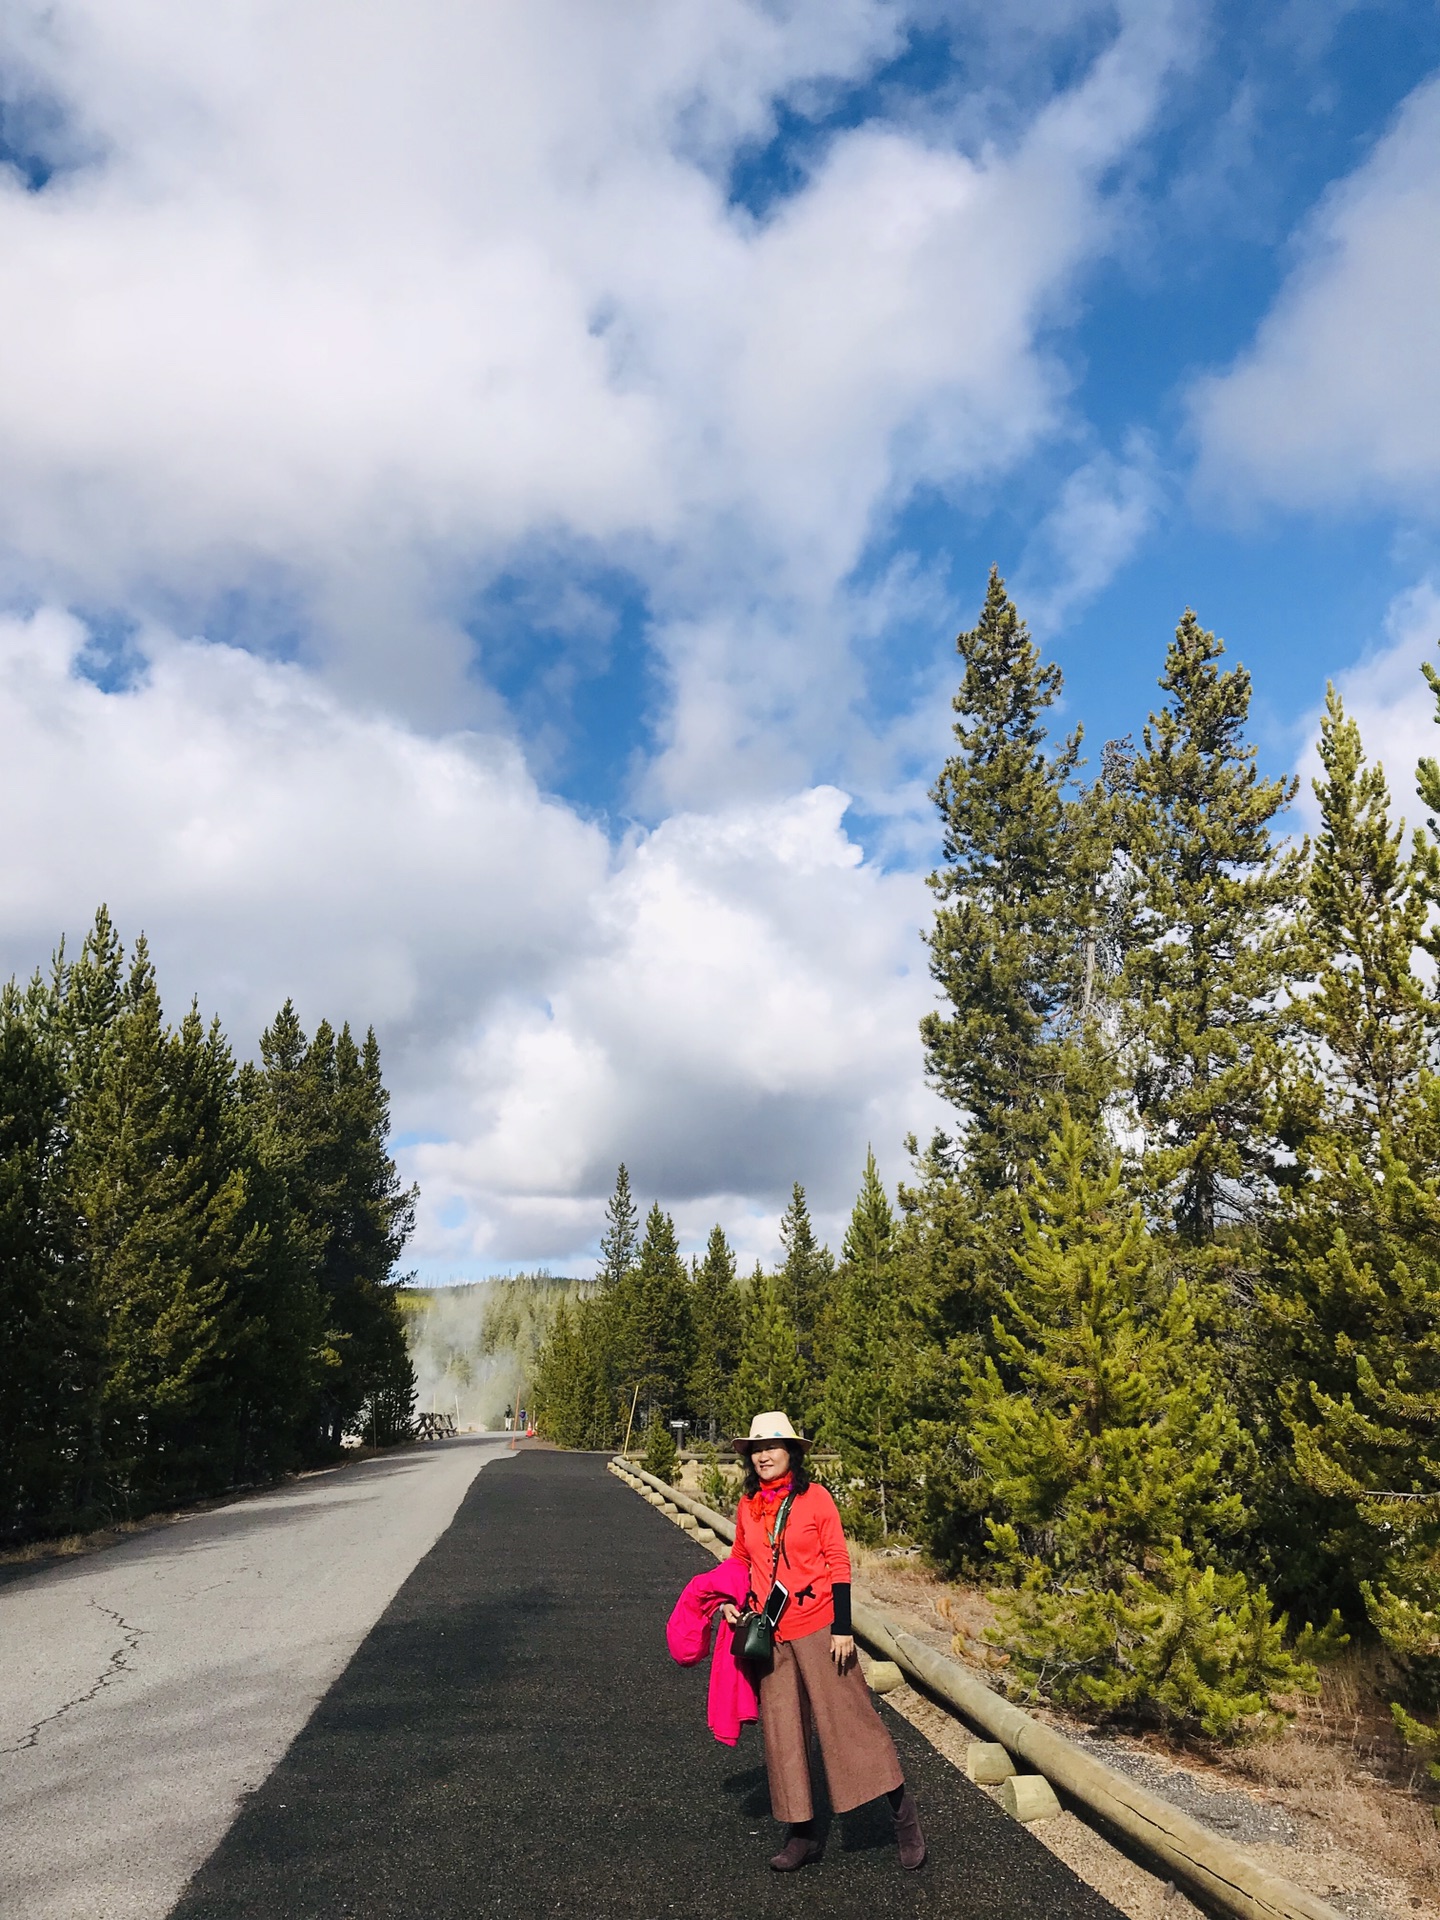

{"left": 729, "top": 1482, "right": 851, "bottom": 1643}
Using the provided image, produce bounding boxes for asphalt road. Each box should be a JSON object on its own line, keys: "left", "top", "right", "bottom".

{"left": 0, "top": 1437, "right": 510, "bottom": 1920}
{"left": 170, "top": 1450, "right": 1122, "bottom": 1920}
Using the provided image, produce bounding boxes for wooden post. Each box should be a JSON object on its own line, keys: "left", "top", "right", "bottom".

{"left": 621, "top": 1383, "right": 641, "bottom": 1458}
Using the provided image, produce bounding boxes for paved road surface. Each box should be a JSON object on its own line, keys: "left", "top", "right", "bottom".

{"left": 0, "top": 1438, "right": 510, "bottom": 1920}
{"left": 171, "top": 1451, "right": 1121, "bottom": 1920}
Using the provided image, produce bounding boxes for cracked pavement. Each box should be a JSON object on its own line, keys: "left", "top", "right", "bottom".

{"left": 0, "top": 1437, "right": 511, "bottom": 1920}
{"left": 7, "top": 1601, "right": 146, "bottom": 1754}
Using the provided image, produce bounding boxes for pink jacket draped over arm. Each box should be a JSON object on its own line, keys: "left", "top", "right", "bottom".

{"left": 666, "top": 1558, "right": 759, "bottom": 1747}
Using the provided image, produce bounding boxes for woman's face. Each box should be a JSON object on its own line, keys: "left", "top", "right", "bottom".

{"left": 751, "top": 1442, "right": 791, "bottom": 1484}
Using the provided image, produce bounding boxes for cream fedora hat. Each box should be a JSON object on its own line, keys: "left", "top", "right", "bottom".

{"left": 732, "top": 1410, "right": 812, "bottom": 1454}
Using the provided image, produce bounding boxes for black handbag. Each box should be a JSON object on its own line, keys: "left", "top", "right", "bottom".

{"left": 733, "top": 1492, "right": 795, "bottom": 1674}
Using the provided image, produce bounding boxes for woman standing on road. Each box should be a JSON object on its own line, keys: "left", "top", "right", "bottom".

{"left": 720, "top": 1411, "right": 926, "bottom": 1873}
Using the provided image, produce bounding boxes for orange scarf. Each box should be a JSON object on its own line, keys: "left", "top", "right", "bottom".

{"left": 748, "top": 1472, "right": 793, "bottom": 1538}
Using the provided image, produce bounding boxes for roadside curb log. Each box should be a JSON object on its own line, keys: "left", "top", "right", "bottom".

{"left": 608, "top": 1456, "right": 1347, "bottom": 1920}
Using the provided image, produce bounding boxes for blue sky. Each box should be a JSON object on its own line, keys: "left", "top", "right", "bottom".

{"left": 0, "top": 0, "right": 1438, "bottom": 1276}
{"left": 485, "top": 0, "right": 1440, "bottom": 826}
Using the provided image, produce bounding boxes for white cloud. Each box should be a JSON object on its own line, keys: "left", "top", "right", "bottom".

{"left": 0, "top": 610, "right": 947, "bottom": 1271}
{"left": 0, "top": 4, "right": 1190, "bottom": 1269}
{"left": 0, "top": 0, "right": 1185, "bottom": 782}
{"left": 413, "top": 783, "right": 945, "bottom": 1266}
{"left": 1012, "top": 439, "right": 1163, "bottom": 634}
{"left": 1192, "top": 73, "right": 1440, "bottom": 515}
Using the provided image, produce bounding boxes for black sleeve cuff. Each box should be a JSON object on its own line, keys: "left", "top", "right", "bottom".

{"left": 831, "top": 1582, "right": 852, "bottom": 1635}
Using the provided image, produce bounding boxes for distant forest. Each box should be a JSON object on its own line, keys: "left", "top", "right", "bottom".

{"left": 0, "top": 907, "right": 416, "bottom": 1541}
{"left": 534, "top": 571, "right": 1440, "bottom": 1770}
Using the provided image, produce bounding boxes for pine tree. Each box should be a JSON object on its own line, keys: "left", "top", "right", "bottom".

{"left": 1413, "top": 643, "right": 1440, "bottom": 920}
{"left": 534, "top": 1299, "right": 583, "bottom": 1445}
{"left": 824, "top": 1150, "right": 913, "bottom": 1538}
{"left": 965, "top": 1118, "right": 1322, "bottom": 1735}
{"left": 598, "top": 1163, "right": 640, "bottom": 1289}
{"left": 776, "top": 1182, "right": 834, "bottom": 1399}
{"left": 55, "top": 905, "right": 124, "bottom": 1099}
{"left": 1248, "top": 652, "right": 1440, "bottom": 1772}
{"left": 1124, "top": 611, "right": 1304, "bottom": 1239}
{"left": 614, "top": 1203, "right": 694, "bottom": 1419}
{"left": 688, "top": 1224, "right": 742, "bottom": 1440}
{"left": 532, "top": 1284, "right": 622, "bottom": 1450}
{"left": 1265, "top": 1132, "right": 1440, "bottom": 1610}
{"left": 1292, "top": 687, "right": 1431, "bottom": 1148}
{"left": 922, "top": 569, "right": 1115, "bottom": 1191}
{"left": 66, "top": 940, "right": 233, "bottom": 1506}
{"left": 1261, "top": 690, "right": 1440, "bottom": 1618}
{"left": 734, "top": 1267, "right": 805, "bottom": 1423}
{"left": 0, "top": 911, "right": 416, "bottom": 1532}
{"left": 248, "top": 1006, "right": 416, "bottom": 1448}
{"left": 226, "top": 1072, "right": 325, "bottom": 1477}
{"left": 641, "top": 1404, "right": 679, "bottom": 1484}
{"left": 0, "top": 976, "right": 82, "bottom": 1536}
{"left": 890, "top": 1131, "right": 995, "bottom": 1566}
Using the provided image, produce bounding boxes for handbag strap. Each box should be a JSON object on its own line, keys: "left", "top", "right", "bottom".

{"left": 767, "top": 1491, "right": 796, "bottom": 1583}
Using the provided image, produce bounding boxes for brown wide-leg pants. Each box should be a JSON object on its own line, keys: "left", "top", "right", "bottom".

{"left": 758, "top": 1625, "right": 904, "bottom": 1823}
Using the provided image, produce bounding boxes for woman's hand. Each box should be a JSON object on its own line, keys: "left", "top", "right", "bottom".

{"left": 830, "top": 1633, "right": 856, "bottom": 1671}
{"left": 719, "top": 1603, "right": 740, "bottom": 1625}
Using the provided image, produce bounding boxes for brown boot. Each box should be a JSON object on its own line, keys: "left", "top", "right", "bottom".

{"left": 769, "top": 1828, "right": 820, "bottom": 1871}
{"left": 893, "top": 1787, "right": 926, "bottom": 1869}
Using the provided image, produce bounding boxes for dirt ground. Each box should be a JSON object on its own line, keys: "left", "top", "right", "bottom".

{"left": 669, "top": 1461, "right": 1440, "bottom": 1920}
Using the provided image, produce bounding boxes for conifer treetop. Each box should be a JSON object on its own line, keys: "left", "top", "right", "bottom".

{"left": 1300, "top": 685, "right": 1432, "bottom": 1143}
{"left": 598, "top": 1162, "right": 639, "bottom": 1289}
{"left": 922, "top": 568, "right": 1116, "bottom": 1188}
{"left": 1125, "top": 609, "right": 1304, "bottom": 1238}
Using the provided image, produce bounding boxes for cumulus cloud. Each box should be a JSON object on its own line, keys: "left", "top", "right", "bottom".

{"left": 0, "top": 610, "right": 946, "bottom": 1271}
{"left": 413, "top": 783, "right": 946, "bottom": 1267}
{"left": 0, "top": 4, "right": 1193, "bottom": 1271}
{"left": 0, "top": 0, "right": 1186, "bottom": 780}
{"left": 1192, "top": 73, "right": 1440, "bottom": 515}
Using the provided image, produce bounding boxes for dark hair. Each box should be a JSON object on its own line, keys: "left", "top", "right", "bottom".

{"left": 740, "top": 1443, "right": 810, "bottom": 1499}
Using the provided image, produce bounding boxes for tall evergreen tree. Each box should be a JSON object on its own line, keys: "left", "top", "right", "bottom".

{"left": 66, "top": 940, "right": 234, "bottom": 1505}
{"left": 598, "top": 1163, "right": 640, "bottom": 1289}
{"left": 965, "top": 1119, "right": 1322, "bottom": 1735}
{"left": 533, "top": 1297, "right": 616, "bottom": 1448}
{"left": 1413, "top": 641, "right": 1440, "bottom": 910}
{"left": 734, "top": 1266, "right": 805, "bottom": 1424}
{"left": 1124, "top": 611, "right": 1303, "bottom": 1239}
{"left": 54, "top": 905, "right": 124, "bottom": 1100}
{"left": 824, "top": 1150, "right": 914, "bottom": 1538}
{"left": 248, "top": 1006, "right": 416, "bottom": 1447}
{"left": 0, "top": 977, "right": 82, "bottom": 1536}
{"left": 1264, "top": 1125, "right": 1440, "bottom": 1619}
{"left": 776, "top": 1181, "right": 833, "bottom": 1399}
{"left": 614, "top": 1202, "right": 694, "bottom": 1417}
{"left": 1293, "top": 687, "right": 1432, "bottom": 1147}
{"left": 922, "top": 569, "right": 1115, "bottom": 1191}
{"left": 688, "top": 1224, "right": 742, "bottom": 1440}
{"left": 0, "top": 909, "right": 418, "bottom": 1535}
{"left": 1261, "top": 682, "right": 1440, "bottom": 1733}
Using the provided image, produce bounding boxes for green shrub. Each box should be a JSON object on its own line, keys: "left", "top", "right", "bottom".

{"left": 642, "top": 1408, "right": 679, "bottom": 1485}
{"left": 990, "top": 1544, "right": 1344, "bottom": 1739}
{"left": 697, "top": 1456, "right": 738, "bottom": 1516}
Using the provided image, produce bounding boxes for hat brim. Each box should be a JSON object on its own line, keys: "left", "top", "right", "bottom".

{"left": 730, "top": 1432, "right": 812, "bottom": 1454}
